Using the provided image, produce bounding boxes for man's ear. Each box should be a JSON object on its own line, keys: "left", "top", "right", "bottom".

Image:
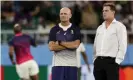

{"left": 69, "top": 14, "right": 72, "bottom": 18}
{"left": 113, "top": 11, "right": 115, "bottom": 14}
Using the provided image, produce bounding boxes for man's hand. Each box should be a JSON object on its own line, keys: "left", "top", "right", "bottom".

{"left": 87, "top": 65, "right": 91, "bottom": 72}
{"left": 56, "top": 41, "right": 59, "bottom": 45}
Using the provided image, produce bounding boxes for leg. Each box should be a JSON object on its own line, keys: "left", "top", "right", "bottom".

{"left": 93, "top": 58, "right": 107, "bottom": 80}
{"left": 16, "top": 63, "right": 30, "bottom": 80}
{"left": 66, "top": 67, "right": 78, "bottom": 80}
{"left": 52, "top": 66, "right": 64, "bottom": 80}
{"left": 105, "top": 59, "right": 119, "bottom": 80}
{"left": 29, "top": 60, "right": 39, "bottom": 80}
{"left": 77, "top": 67, "right": 81, "bottom": 80}
{"left": 93, "top": 67, "right": 107, "bottom": 80}
{"left": 30, "top": 75, "right": 39, "bottom": 80}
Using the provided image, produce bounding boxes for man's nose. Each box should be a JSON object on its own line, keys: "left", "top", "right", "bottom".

{"left": 103, "top": 12, "right": 106, "bottom": 14}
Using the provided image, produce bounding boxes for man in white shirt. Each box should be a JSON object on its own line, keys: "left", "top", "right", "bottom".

{"left": 76, "top": 43, "right": 90, "bottom": 80}
{"left": 93, "top": 3, "right": 127, "bottom": 80}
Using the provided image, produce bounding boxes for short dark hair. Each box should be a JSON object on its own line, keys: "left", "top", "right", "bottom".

{"left": 103, "top": 2, "right": 116, "bottom": 11}
{"left": 14, "top": 23, "right": 22, "bottom": 33}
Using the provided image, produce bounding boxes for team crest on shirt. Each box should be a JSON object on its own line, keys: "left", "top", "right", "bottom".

{"left": 57, "top": 31, "right": 60, "bottom": 34}
{"left": 71, "top": 30, "right": 74, "bottom": 34}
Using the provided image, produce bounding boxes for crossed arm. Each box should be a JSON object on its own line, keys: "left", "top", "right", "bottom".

{"left": 49, "top": 41, "right": 66, "bottom": 51}
{"left": 48, "top": 40, "right": 80, "bottom": 51}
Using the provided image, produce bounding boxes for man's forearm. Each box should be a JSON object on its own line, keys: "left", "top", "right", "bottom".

{"left": 9, "top": 53, "right": 14, "bottom": 62}
{"left": 49, "top": 44, "right": 66, "bottom": 51}
{"left": 60, "top": 40, "right": 80, "bottom": 49}
{"left": 84, "top": 58, "right": 89, "bottom": 65}
{"left": 82, "top": 52, "right": 89, "bottom": 65}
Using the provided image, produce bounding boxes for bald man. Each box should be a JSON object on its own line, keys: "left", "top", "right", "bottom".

{"left": 48, "top": 7, "right": 81, "bottom": 80}
{"left": 8, "top": 23, "right": 39, "bottom": 80}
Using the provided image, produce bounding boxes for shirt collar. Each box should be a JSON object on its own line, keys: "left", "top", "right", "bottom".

{"left": 102, "top": 18, "right": 117, "bottom": 25}
{"left": 58, "top": 23, "right": 72, "bottom": 31}
{"left": 112, "top": 19, "right": 117, "bottom": 23}
{"left": 59, "top": 23, "right": 72, "bottom": 28}
{"left": 15, "top": 32, "right": 23, "bottom": 36}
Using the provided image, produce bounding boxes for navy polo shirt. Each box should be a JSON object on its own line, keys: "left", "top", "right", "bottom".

{"left": 49, "top": 24, "right": 81, "bottom": 42}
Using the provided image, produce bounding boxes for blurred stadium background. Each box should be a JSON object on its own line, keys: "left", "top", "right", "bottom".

{"left": 1, "top": 1, "right": 133, "bottom": 80}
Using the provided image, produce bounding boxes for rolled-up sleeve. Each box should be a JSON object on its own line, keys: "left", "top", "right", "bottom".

{"left": 115, "top": 23, "right": 127, "bottom": 64}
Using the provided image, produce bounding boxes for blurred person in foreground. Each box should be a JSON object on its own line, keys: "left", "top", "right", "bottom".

{"left": 93, "top": 3, "right": 127, "bottom": 80}
{"left": 48, "top": 7, "right": 81, "bottom": 80}
{"left": 76, "top": 42, "right": 90, "bottom": 80}
{"left": 8, "top": 23, "right": 39, "bottom": 80}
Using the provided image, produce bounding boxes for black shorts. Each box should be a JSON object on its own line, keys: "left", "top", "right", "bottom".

{"left": 52, "top": 66, "right": 78, "bottom": 80}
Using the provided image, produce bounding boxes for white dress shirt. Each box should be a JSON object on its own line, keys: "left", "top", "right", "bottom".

{"left": 94, "top": 19, "right": 127, "bottom": 64}
{"left": 76, "top": 43, "right": 86, "bottom": 68}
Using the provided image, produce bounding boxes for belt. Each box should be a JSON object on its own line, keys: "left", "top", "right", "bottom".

{"left": 97, "top": 56, "right": 115, "bottom": 59}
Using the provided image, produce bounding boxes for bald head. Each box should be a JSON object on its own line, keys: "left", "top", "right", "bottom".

{"left": 60, "top": 7, "right": 71, "bottom": 14}
{"left": 60, "top": 7, "right": 72, "bottom": 22}
{"left": 14, "top": 23, "right": 22, "bottom": 34}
